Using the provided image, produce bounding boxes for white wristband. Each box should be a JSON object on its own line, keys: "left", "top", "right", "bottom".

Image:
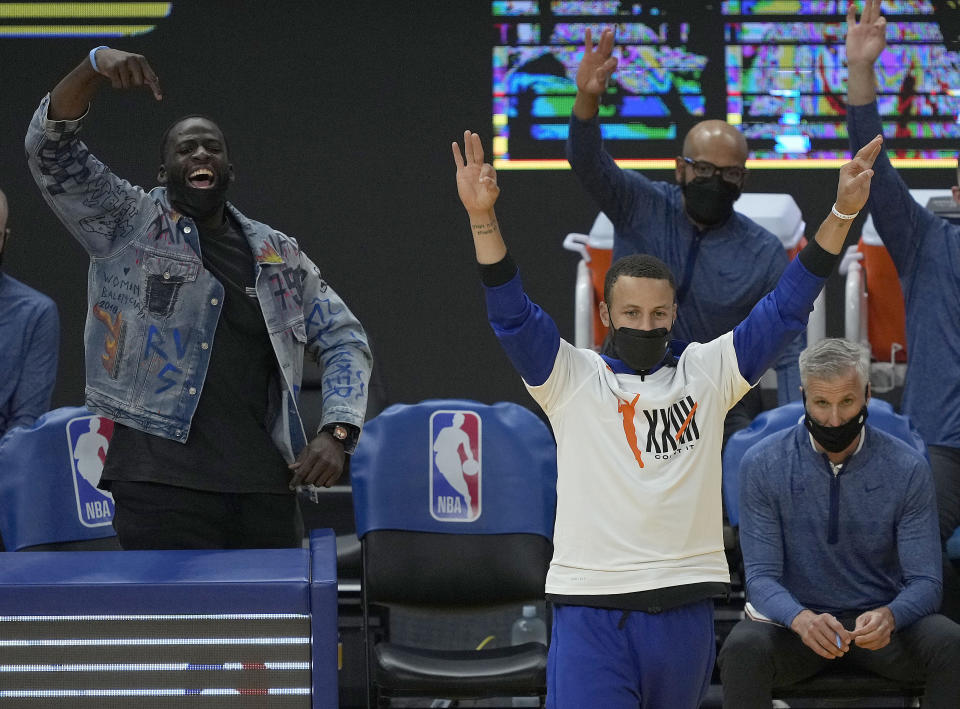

{"left": 831, "top": 203, "right": 859, "bottom": 221}
{"left": 89, "top": 45, "right": 109, "bottom": 74}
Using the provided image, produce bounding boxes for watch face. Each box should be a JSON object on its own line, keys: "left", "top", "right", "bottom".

{"left": 332, "top": 425, "right": 348, "bottom": 441}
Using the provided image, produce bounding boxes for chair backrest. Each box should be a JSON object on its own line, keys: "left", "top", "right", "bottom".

{"left": 722, "top": 399, "right": 926, "bottom": 527}
{"left": 0, "top": 406, "right": 118, "bottom": 550}
{"left": 351, "top": 399, "right": 557, "bottom": 606}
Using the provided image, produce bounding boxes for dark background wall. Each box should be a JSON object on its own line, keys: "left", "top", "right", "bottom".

{"left": 1, "top": 3, "right": 951, "bottom": 413}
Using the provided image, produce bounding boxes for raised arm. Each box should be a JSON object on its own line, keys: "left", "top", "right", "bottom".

{"left": 572, "top": 27, "right": 618, "bottom": 122}
{"left": 49, "top": 47, "right": 162, "bottom": 120}
{"left": 732, "top": 135, "right": 882, "bottom": 383}
{"left": 566, "top": 29, "right": 661, "bottom": 235}
{"left": 453, "top": 132, "right": 560, "bottom": 386}
{"left": 845, "top": 0, "right": 937, "bottom": 274}
{"left": 845, "top": 0, "right": 885, "bottom": 107}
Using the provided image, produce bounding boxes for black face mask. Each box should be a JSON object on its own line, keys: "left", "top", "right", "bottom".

{"left": 681, "top": 174, "right": 741, "bottom": 227}
{"left": 803, "top": 393, "right": 869, "bottom": 454}
{"left": 612, "top": 326, "right": 671, "bottom": 372}
{"left": 166, "top": 179, "right": 230, "bottom": 221}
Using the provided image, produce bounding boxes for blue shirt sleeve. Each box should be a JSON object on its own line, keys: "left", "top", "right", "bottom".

{"left": 732, "top": 256, "right": 824, "bottom": 386}
{"left": 886, "top": 456, "right": 943, "bottom": 629}
{"left": 483, "top": 270, "right": 561, "bottom": 387}
{"left": 847, "top": 101, "right": 939, "bottom": 278}
{"left": 739, "top": 444, "right": 807, "bottom": 627}
{"left": 8, "top": 299, "right": 59, "bottom": 431}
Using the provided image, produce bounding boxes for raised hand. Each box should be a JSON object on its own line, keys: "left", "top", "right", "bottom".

{"left": 576, "top": 27, "right": 618, "bottom": 98}
{"left": 452, "top": 130, "right": 500, "bottom": 215}
{"left": 93, "top": 48, "right": 162, "bottom": 100}
{"left": 846, "top": 0, "right": 887, "bottom": 68}
{"left": 836, "top": 133, "right": 882, "bottom": 214}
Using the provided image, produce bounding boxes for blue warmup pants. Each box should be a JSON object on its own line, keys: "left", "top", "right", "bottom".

{"left": 547, "top": 600, "right": 715, "bottom": 709}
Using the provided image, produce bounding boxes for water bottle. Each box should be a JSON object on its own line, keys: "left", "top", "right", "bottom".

{"left": 511, "top": 605, "right": 547, "bottom": 707}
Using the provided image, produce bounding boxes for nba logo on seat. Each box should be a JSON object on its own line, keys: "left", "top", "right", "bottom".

{"left": 429, "top": 410, "right": 481, "bottom": 522}
{"left": 65, "top": 414, "right": 115, "bottom": 527}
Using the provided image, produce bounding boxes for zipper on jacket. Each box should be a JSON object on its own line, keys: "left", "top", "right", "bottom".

{"left": 827, "top": 460, "right": 842, "bottom": 545}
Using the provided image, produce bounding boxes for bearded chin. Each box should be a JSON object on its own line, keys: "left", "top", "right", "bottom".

{"left": 168, "top": 182, "right": 229, "bottom": 220}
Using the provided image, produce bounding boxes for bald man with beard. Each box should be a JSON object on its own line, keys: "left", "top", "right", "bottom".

{"left": 567, "top": 29, "right": 801, "bottom": 440}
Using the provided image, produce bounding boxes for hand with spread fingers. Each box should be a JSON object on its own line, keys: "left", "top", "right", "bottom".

{"left": 576, "top": 27, "right": 618, "bottom": 98}
{"left": 452, "top": 130, "right": 500, "bottom": 215}
{"left": 573, "top": 27, "right": 618, "bottom": 120}
{"left": 835, "top": 133, "right": 882, "bottom": 216}
{"left": 846, "top": 0, "right": 887, "bottom": 68}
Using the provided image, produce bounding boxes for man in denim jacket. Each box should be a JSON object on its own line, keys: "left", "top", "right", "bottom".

{"left": 25, "top": 47, "right": 372, "bottom": 550}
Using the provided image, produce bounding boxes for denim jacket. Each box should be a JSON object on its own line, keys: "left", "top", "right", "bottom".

{"left": 25, "top": 95, "right": 372, "bottom": 461}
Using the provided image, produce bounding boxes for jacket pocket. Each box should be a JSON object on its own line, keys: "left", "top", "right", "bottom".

{"left": 142, "top": 254, "right": 200, "bottom": 318}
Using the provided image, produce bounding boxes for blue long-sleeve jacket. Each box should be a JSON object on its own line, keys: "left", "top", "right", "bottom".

{"left": 0, "top": 272, "right": 59, "bottom": 437}
{"left": 740, "top": 424, "right": 942, "bottom": 630}
{"left": 848, "top": 102, "right": 960, "bottom": 449}
{"left": 566, "top": 112, "right": 803, "bottom": 404}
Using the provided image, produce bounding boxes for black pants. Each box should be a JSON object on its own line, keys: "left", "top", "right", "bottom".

{"left": 930, "top": 445, "right": 960, "bottom": 543}
{"left": 110, "top": 480, "right": 302, "bottom": 550}
{"left": 718, "top": 614, "right": 960, "bottom": 708}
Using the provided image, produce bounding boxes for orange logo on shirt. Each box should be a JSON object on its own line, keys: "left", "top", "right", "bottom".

{"left": 617, "top": 394, "right": 645, "bottom": 468}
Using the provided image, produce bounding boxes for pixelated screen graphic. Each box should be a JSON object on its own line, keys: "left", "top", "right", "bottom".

{"left": 492, "top": 1, "right": 960, "bottom": 169}
{"left": 0, "top": 2, "right": 171, "bottom": 37}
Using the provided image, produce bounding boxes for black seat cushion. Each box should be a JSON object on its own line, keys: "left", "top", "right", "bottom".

{"left": 374, "top": 641, "right": 547, "bottom": 696}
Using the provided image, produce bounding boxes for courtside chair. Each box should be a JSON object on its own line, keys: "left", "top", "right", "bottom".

{"left": 351, "top": 399, "right": 557, "bottom": 708}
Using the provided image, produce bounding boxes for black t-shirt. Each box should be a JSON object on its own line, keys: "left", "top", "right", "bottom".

{"left": 101, "top": 214, "right": 291, "bottom": 493}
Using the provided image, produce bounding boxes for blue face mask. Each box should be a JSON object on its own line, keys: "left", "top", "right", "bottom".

{"left": 612, "top": 326, "right": 671, "bottom": 372}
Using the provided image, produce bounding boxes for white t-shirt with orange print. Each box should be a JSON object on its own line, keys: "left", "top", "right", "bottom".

{"left": 527, "top": 331, "right": 751, "bottom": 597}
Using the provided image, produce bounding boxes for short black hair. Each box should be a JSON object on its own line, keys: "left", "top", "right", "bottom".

{"left": 159, "top": 114, "right": 230, "bottom": 163}
{"left": 603, "top": 253, "right": 676, "bottom": 305}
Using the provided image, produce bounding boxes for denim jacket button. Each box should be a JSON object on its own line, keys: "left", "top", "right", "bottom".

{"left": 201, "top": 342, "right": 209, "bottom": 350}
{"left": 175, "top": 430, "right": 182, "bottom": 438}
{"left": 162, "top": 272, "right": 170, "bottom": 280}
{"left": 188, "top": 387, "right": 197, "bottom": 395}
{"left": 210, "top": 298, "right": 219, "bottom": 306}
{"left": 183, "top": 226, "right": 192, "bottom": 234}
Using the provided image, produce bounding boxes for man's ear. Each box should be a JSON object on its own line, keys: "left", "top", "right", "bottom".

{"left": 157, "top": 164, "right": 167, "bottom": 185}
{"left": 675, "top": 156, "right": 685, "bottom": 185}
{"left": 599, "top": 300, "right": 611, "bottom": 328}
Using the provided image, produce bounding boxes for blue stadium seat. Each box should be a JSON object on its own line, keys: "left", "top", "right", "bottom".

{"left": 0, "top": 406, "right": 119, "bottom": 551}
{"left": 351, "top": 399, "right": 557, "bottom": 708}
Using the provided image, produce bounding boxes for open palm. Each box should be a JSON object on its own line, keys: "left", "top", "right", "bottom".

{"left": 576, "top": 27, "right": 618, "bottom": 97}
{"left": 846, "top": 0, "right": 886, "bottom": 66}
{"left": 452, "top": 131, "right": 499, "bottom": 214}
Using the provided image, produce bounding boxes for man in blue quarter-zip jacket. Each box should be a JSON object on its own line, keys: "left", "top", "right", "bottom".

{"left": 25, "top": 48, "right": 371, "bottom": 550}
{"left": 452, "top": 129, "right": 880, "bottom": 709}
{"left": 567, "top": 28, "right": 802, "bottom": 440}
{"left": 845, "top": 0, "right": 960, "bottom": 550}
{"left": 718, "top": 338, "right": 960, "bottom": 709}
